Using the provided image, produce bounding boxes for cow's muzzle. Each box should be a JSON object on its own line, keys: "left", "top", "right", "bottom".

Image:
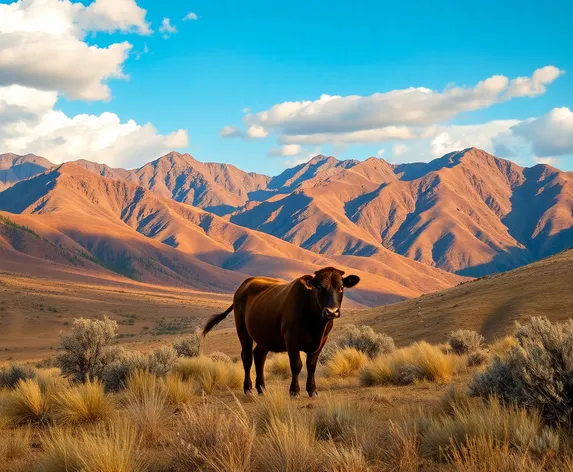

{"left": 322, "top": 307, "right": 340, "bottom": 320}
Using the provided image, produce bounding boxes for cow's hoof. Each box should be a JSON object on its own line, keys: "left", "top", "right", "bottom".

{"left": 244, "top": 389, "right": 253, "bottom": 396}
{"left": 290, "top": 391, "right": 300, "bottom": 398}
{"left": 308, "top": 391, "right": 319, "bottom": 398}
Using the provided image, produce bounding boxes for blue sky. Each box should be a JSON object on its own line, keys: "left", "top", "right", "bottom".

{"left": 1, "top": 0, "right": 572, "bottom": 174}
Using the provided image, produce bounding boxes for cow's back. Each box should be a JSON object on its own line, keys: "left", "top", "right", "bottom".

{"left": 233, "top": 276, "right": 295, "bottom": 352}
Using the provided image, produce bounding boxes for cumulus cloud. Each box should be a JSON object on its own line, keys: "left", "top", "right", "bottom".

{"left": 377, "top": 149, "right": 385, "bottom": 157}
{"left": 392, "top": 144, "right": 408, "bottom": 159}
{"left": 159, "top": 17, "right": 177, "bottom": 38}
{"left": 246, "top": 124, "right": 268, "bottom": 139}
{"left": 242, "top": 66, "right": 563, "bottom": 146}
{"left": 183, "top": 12, "right": 198, "bottom": 21}
{"left": 0, "top": 85, "right": 188, "bottom": 169}
{"left": 219, "top": 125, "right": 244, "bottom": 138}
{"left": 511, "top": 107, "right": 573, "bottom": 157}
{"left": 0, "top": 0, "right": 151, "bottom": 101}
{"left": 268, "top": 144, "right": 302, "bottom": 157}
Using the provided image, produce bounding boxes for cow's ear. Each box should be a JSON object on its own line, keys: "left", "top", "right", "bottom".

{"left": 342, "top": 275, "right": 360, "bottom": 288}
{"left": 300, "top": 275, "right": 315, "bottom": 290}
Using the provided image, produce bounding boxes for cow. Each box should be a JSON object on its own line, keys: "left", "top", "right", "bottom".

{"left": 202, "top": 267, "right": 360, "bottom": 397}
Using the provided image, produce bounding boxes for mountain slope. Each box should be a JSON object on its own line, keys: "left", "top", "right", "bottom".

{"left": 230, "top": 148, "right": 573, "bottom": 276}
{"left": 0, "top": 164, "right": 464, "bottom": 306}
{"left": 0, "top": 153, "right": 53, "bottom": 191}
{"left": 348, "top": 248, "right": 573, "bottom": 345}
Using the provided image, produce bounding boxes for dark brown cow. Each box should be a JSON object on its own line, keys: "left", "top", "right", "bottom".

{"left": 203, "top": 267, "right": 360, "bottom": 397}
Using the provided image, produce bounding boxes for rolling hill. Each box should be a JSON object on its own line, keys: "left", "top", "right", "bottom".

{"left": 346, "top": 248, "right": 573, "bottom": 346}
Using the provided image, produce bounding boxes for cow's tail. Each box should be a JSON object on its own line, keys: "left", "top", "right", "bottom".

{"left": 203, "top": 304, "right": 234, "bottom": 336}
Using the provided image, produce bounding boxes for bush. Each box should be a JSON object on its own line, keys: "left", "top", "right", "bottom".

{"left": 209, "top": 351, "right": 233, "bottom": 364}
{"left": 467, "top": 350, "right": 488, "bottom": 367}
{"left": 448, "top": 330, "right": 485, "bottom": 355}
{"left": 0, "top": 364, "right": 36, "bottom": 389}
{"left": 314, "top": 397, "right": 359, "bottom": 441}
{"left": 102, "top": 346, "right": 178, "bottom": 391}
{"left": 333, "top": 324, "right": 395, "bottom": 359}
{"left": 172, "top": 401, "right": 255, "bottom": 472}
{"left": 469, "top": 317, "right": 573, "bottom": 427}
{"left": 57, "top": 316, "right": 122, "bottom": 382}
{"left": 173, "top": 331, "right": 202, "bottom": 357}
{"left": 360, "top": 342, "right": 455, "bottom": 386}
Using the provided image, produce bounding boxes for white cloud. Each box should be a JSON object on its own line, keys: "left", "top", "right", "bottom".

{"left": 511, "top": 107, "right": 573, "bottom": 157}
{"left": 246, "top": 124, "right": 268, "bottom": 139}
{"left": 392, "top": 144, "right": 408, "bottom": 158}
{"left": 377, "top": 149, "right": 385, "bottom": 157}
{"left": 243, "top": 66, "right": 563, "bottom": 146}
{"left": 0, "top": 85, "right": 188, "bottom": 169}
{"left": 242, "top": 107, "right": 251, "bottom": 113}
{"left": 0, "top": 0, "right": 151, "bottom": 101}
{"left": 159, "top": 17, "right": 177, "bottom": 38}
{"left": 532, "top": 156, "right": 560, "bottom": 166}
{"left": 219, "top": 125, "right": 244, "bottom": 138}
{"left": 268, "top": 144, "right": 302, "bottom": 157}
{"left": 183, "top": 12, "right": 198, "bottom": 21}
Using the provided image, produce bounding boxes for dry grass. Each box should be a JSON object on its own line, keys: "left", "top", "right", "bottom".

{"left": 360, "top": 341, "right": 456, "bottom": 386}
{"left": 171, "top": 399, "right": 255, "bottom": 472}
{"left": 124, "top": 372, "right": 174, "bottom": 446}
{"left": 255, "top": 415, "right": 322, "bottom": 472}
{"left": 266, "top": 353, "right": 292, "bottom": 380}
{"left": 314, "top": 396, "right": 361, "bottom": 441}
{"left": 172, "top": 356, "right": 242, "bottom": 393}
{"left": 252, "top": 385, "right": 294, "bottom": 433}
{"left": 164, "top": 373, "right": 195, "bottom": 407}
{"left": 1, "top": 379, "right": 51, "bottom": 425}
{"left": 0, "top": 426, "right": 31, "bottom": 463}
{"left": 52, "top": 379, "right": 115, "bottom": 425}
{"left": 321, "top": 348, "right": 367, "bottom": 378}
{"left": 488, "top": 336, "right": 518, "bottom": 358}
{"left": 37, "top": 422, "right": 148, "bottom": 472}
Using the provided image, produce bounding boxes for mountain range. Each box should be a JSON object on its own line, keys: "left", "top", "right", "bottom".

{"left": 0, "top": 148, "right": 571, "bottom": 306}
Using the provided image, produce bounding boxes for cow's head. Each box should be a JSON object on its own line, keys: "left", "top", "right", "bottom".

{"left": 300, "top": 267, "right": 360, "bottom": 320}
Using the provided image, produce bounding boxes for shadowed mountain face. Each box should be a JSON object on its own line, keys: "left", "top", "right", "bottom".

{"left": 1, "top": 148, "right": 572, "bottom": 281}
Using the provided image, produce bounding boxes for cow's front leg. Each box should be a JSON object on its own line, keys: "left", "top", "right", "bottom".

{"left": 306, "top": 350, "right": 321, "bottom": 397}
{"left": 287, "top": 346, "right": 302, "bottom": 398}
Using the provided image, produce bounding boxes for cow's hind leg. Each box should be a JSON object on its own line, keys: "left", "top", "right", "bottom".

{"left": 238, "top": 328, "right": 254, "bottom": 395}
{"left": 253, "top": 345, "right": 268, "bottom": 395}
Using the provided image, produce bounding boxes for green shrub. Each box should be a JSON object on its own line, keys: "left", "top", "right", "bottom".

{"left": 0, "top": 364, "right": 36, "bottom": 389}
{"left": 469, "top": 317, "right": 573, "bottom": 427}
{"left": 448, "top": 330, "right": 485, "bottom": 355}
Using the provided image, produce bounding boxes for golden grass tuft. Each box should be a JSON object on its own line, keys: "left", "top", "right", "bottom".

{"left": 171, "top": 399, "right": 255, "bottom": 472}
{"left": 52, "top": 378, "right": 115, "bottom": 425}
{"left": 255, "top": 415, "right": 322, "bottom": 472}
{"left": 266, "top": 353, "right": 292, "bottom": 380}
{"left": 124, "top": 371, "right": 174, "bottom": 446}
{"left": 360, "top": 342, "right": 456, "bottom": 386}
{"left": 172, "top": 356, "right": 242, "bottom": 393}
{"left": 252, "top": 385, "right": 293, "bottom": 433}
{"left": 322, "top": 348, "right": 367, "bottom": 378}
{"left": 1, "top": 379, "right": 51, "bottom": 425}
{"left": 164, "top": 373, "right": 195, "bottom": 407}
{"left": 419, "top": 397, "right": 557, "bottom": 460}
{"left": 314, "top": 396, "right": 361, "bottom": 441}
{"left": 37, "top": 422, "right": 147, "bottom": 472}
{"left": 0, "top": 426, "right": 31, "bottom": 463}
